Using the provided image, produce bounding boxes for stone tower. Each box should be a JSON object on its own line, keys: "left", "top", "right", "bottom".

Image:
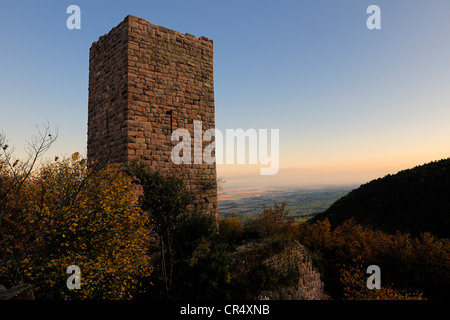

{"left": 87, "top": 15, "right": 217, "bottom": 216}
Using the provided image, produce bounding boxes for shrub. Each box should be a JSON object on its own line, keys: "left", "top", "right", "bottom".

{"left": 218, "top": 213, "right": 245, "bottom": 247}
{"left": 244, "top": 201, "right": 294, "bottom": 241}
{"left": 296, "top": 218, "right": 450, "bottom": 300}
{"left": 339, "top": 258, "right": 424, "bottom": 300}
{"left": 0, "top": 154, "right": 152, "bottom": 299}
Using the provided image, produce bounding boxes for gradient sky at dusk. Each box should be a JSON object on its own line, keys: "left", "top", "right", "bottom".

{"left": 1, "top": 0, "right": 450, "bottom": 188}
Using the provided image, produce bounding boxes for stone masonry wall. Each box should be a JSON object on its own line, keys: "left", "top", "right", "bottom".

{"left": 88, "top": 18, "right": 129, "bottom": 164}
{"left": 88, "top": 15, "right": 217, "bottom": 216}
{"left": 260, "top": 241, "right": 325, "bottom": 300}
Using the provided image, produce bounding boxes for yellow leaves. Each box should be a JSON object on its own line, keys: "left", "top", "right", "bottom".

{"left": 1, "top": 156, "right": 153, "bottom": 300}
{"left": 340, "top": 261, "right": 425, "bottom": 300}
{"left": 189, "top": 237, "right": 211, "bottom": 267}
{"left": 71, "top": 152, "right": 79, "bottom": 161}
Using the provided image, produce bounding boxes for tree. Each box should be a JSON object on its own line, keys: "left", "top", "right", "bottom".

{"left": 1, "top": 142, "right": 152, "bottom": 299}
{"left": 127, "top": 160, "right": 195, "bottom": 298}
{"left": 0, "top": 124, "right": 57, "bottom": 240}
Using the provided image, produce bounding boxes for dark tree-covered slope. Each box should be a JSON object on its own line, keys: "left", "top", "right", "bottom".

{"left": 312, "top": 158, "right": 450, "bottom": 239}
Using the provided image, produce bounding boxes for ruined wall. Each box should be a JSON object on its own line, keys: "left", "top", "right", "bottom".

{"left": 88, "top": 15, "right": 217, "bottom": 216}
{"left": 260, "top": 241, "right": 325, "bottom": 300}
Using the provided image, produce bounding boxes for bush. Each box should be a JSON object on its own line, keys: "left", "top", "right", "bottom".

{"left": 339, "top": 258, "right": 424, "bottom": 300}
{"left": 296, "top": 218, "right": 450, "bottom": 300}
{"left": 127, "top": 160, "right": 214, "bottom": 298}
{"left": 0, "top": 154, "right": 153, "bottom": 299}
{"left": 244, "top": 201, "right": 294, "bottom": 242}
{"left": 218, "top": 213, "right": 245, "bottom": 247}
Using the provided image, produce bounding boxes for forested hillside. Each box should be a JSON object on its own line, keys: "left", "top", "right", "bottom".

{"left": 312, "top": 158, "right": 450, "bottom": 238}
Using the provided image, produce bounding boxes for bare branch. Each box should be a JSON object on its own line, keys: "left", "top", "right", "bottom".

{"left": 0, "top": 123, "right": 57, "bottom": 225}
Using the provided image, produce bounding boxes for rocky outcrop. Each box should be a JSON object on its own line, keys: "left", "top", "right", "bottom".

{"left": 233, "top": 240, "right": 326, "bottom": 300}
{"left": 0, "top": 283, "right": 35, "bottom": 300}
{"left": 258, "top": 241, "right": 326, "bottom": 300}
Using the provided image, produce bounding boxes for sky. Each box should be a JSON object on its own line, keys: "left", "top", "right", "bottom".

{"left": 1, "top": 0, "right": 450, "bottom": 189}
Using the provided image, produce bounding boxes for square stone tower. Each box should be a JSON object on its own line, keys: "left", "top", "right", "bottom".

{"left": 87, "top": 15, "right": 217, "bottom": 216}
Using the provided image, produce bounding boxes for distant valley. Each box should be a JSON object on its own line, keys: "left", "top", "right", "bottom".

{"left": 218, "top": 185, "right": 356, "bottom": 220}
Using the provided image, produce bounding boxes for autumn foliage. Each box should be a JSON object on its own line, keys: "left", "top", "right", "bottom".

{"left": 0, "top": 153, "right": 152, "bottom": 299}
{"left": 215, "top": 204, "right": 449, "bottom": 300}
{"left": 339, "top": 257, "right": 423, "bottom": 300}
{"left": 296, "top": 218, "right": 450, "bottom": 300}
{"left": 1, "top": 126, "right": 448, "bottom": 301}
